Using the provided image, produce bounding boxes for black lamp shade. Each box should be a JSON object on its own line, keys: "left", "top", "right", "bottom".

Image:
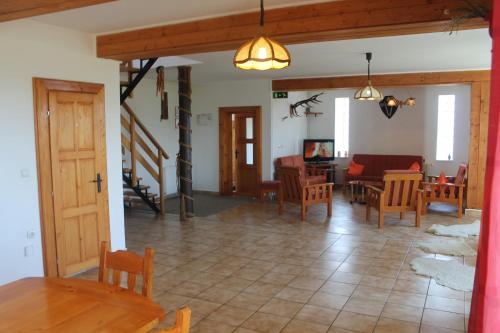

{"left": 379, "top": 95, "right": 399, "bottom": 119}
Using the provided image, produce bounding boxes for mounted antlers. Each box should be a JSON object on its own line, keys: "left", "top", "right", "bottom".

{"left": 287, "top": 92, "right": 324, "bottom": 119}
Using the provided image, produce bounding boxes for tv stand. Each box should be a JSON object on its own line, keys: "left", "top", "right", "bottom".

{"left": 305, "top": 162, "right": 337, "bottom": 183}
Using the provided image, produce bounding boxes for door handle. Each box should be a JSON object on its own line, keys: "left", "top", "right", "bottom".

{"left": 92, "top": 173, "right": 103, "bottom": 193}
{"left": 235, "top": 150, "right": 239, "bottom": 159}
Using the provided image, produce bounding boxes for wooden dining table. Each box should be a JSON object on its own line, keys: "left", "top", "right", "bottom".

{"left": 0, "top": 277, "right": 166, "bottom": 332}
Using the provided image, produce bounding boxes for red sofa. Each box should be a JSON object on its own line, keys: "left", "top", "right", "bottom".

{"left": 344, "top": 154, "right": 424, "bottom": 184}
{"left": 275, "top": 155, "right": 326, "bottom": 184}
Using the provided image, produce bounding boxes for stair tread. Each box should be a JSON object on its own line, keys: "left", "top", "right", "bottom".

{"left": 120, "top": 80, "right": 130, "bottom": 86}
{"left": 123, "top": 168, "right": 132, "bottom": 173}
{"left": 124, "top": 196, "right": 161, "bottom": 203}
{"left": 124, "top": 190, "right": 155, "bottom": 197}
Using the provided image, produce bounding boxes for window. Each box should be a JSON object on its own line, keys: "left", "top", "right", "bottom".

{"left": 335, "top": 97, "right": 349, "bottom": 157}
{"left": 436, "top": 95, "right": 456, "bottom": 161}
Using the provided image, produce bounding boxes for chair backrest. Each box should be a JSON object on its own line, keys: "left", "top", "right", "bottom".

{"left": 275, "top": 155, "right": 306, "bottom": 178}
{"left": 278, "top": 166, "right": 303, "bottom": 202}
{"left": 98, "top": 241, "right": 154, "bottom": 298}
{"left": 352, "top": 154, "right": 424, "bottom": 176}
{"left": 455, "top": 164, "right": 467, "bottom": 185}
{"left": 156, "top": 307, "right": 191, "bottom": 333}
{"left": 382, "top": 170, "right": 423, "bottom": 208}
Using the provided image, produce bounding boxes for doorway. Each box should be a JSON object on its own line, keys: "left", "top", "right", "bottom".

{"left": 34, "top": 78, "right": 110, "bottom": 277}
{"left": 219, "top": 106, "right": 262, "bottom": 196}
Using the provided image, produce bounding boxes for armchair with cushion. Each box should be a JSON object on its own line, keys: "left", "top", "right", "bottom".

{"left": 278, "top": 166, "right": 333, "bottom": 221}
{"left": 420, "top": 164, "right": 467, "bottom": 218}
{"left": 366, "top": 170, "right": 423, "bottom": 229}
{"left": 275, "top": 155, "right": 327, "bottom": 185}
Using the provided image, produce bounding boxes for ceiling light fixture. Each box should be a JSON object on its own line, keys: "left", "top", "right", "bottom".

{"left": 233, "top": 0, "right": 291, "bottom": 70}
{"left": 354, "top": 52, "right": 383, "bottom": 101}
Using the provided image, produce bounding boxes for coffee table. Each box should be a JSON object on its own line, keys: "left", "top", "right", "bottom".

{"left": 348, "top": 180, "right": 383, "bottom": 204}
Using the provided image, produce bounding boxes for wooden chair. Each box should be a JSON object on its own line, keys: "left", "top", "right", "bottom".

{"left": 366, "top": 170, "right": 423, "bottom": 229}
{"left": 420, "top": 164, "right": 467, "bottom": 218}
{"left": 98, "top": 241, "right": 154, "bottom": 298}
{"left": 155, "top": 306, "right": 191, "bottom": 333}
{"left": 278, "top": 166, "right": 334, "bottom": 221}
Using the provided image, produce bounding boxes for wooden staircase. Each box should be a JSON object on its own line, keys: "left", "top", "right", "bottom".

{"left": 120, "top": 59, "right": 169, "bottom": 214}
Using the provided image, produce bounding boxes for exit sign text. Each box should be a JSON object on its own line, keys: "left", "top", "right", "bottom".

{"left": 273, "top": 92, "right": 288, "bottom": 99}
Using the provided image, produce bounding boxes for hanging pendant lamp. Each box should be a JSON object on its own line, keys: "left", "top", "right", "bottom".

{"left": 233, "top": 0, "right": 291, "bottom": 70}
{"left": 354, "top": 52, "right": 383, "bottom": 101}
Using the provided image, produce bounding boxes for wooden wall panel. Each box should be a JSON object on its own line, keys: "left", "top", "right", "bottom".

{"left": 96, "top": 0, "right": 488, "bottom": 60}
{"left": 272, "top": 71, "right": 491, "bottom": 91}
{"left": 0, "top": 0, "right": 117, "bottom": 22}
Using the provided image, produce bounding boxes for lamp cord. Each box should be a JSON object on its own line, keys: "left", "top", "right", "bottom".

{"left": 260, "top": 0, "right": 264, "bottom": 27}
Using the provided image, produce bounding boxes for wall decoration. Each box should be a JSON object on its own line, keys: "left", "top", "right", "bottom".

{"left": 156, "top": 66, "right": 168, "bottom": 120}
{"left": 446, "top": 0, "right": 491, "bottom": 34}
{"left": 283, "top": 92, "right": 324, "bottom": 120}
{"left": 196, "top": 113, "right": 212, "bottom": 126}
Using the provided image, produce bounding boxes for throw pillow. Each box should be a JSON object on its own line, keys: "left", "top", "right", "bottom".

{"left": 348, "top": 161, "right": 365, "bottom": 176}
{"left": 409, "top": 162, "right": 420, "bottom": 171}
{"left": 435, "top": 171, "right": 447, "bottom": 192}
{"left": 437, "top": 172, "right": 447, "bottom": 184}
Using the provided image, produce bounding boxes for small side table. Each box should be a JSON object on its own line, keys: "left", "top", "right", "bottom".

{"left": 348, "top": 180, "right": 383, "bottom": 204}
{"left": 260, "top": 180, "right": 283, "bottom": 214}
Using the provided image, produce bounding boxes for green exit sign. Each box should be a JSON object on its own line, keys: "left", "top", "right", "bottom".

{"left": 273, "top": 92, "right": 288, "bottom": 99}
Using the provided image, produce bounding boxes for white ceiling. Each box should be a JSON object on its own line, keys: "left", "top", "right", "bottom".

{"left": 32, "top": 0, "right": 334, "bottom": 34}
{"left": 161, "top": 29, "right": 492, "bottom": 84}
{"left": 29, "top": 1, "right": 491, "bottom": 84}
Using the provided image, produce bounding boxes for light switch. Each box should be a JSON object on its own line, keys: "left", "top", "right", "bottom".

{"left": 24, "top": 245, "right": 34, "bottom": 257}
{"left": 27, "top": 230, "right": 36, "bottom": 239}
{"left": 20, "top": 169, "right": 30, "bottom": 178}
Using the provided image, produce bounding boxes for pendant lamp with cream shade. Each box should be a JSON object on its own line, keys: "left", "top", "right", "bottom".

{"left": 233, "top": 0, "right": 291, "bottom": 70}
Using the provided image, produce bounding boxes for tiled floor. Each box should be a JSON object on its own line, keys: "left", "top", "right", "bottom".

{"left": 80, "top": 192, "right": 478, "bottom": 333}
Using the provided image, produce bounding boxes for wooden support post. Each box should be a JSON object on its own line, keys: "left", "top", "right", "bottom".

{"left": 178, "top": 66, "right": 194, "bottom": 219}
{"left": 130, "top": 116, "right": 137, "bottom": 187}
{"left": 158, "top": 149, "right": 165, "bottom": 215}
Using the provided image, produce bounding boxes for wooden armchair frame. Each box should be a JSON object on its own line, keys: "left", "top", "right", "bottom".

{"left": 420, "top": 165, "right": 467, "bottom": 218}
{"left": 366, "top": 171, "right": 423, "bottom": 229}
{"left": 98, "top": 241, "right": 154, "bottom": 298}
{"left": 156, "top": 307, "right": 191, "bottom": 333}
{"left": 278, "top": 166, "right": 334, "bottom": 221}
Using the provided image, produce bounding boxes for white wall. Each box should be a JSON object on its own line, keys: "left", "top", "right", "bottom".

{"left": 307, "top": 85, "right": 471, "bottom": 182}
{"left": 0, "top": 20, "right": 124, "bottom": 285}
{"left": 192, "top": 79, "right": 273, "bottom": 190}
{"left": 120, "top": 77, "right": 274, "bottom": 194}
{"left": 271, "top": 92, "right": 309, "bottom": 176}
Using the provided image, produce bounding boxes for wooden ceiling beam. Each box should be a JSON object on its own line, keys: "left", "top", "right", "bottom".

{"left": 96, "top": 0, "right": 490, "bottom": 61}
{"left": 272, "top": 70, "right": 491, "bottom": 91}
{"left": 0, "top": 0, "right": 117, "bottom": 22}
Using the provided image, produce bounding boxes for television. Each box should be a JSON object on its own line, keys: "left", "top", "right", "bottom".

{"left": 303, "top": 139, "right": 335, "bottom": 162}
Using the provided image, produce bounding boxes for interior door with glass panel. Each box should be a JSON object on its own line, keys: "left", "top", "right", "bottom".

{"left": 235, "top": 113, "right": 259, "bottom": 195}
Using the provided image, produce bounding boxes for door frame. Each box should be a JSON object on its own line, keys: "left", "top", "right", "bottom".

{"left": 219, "top": 106, "right": 262, "bottom": 196}
{"left": 33, "top": 78, "right": 110, "bottom": 277}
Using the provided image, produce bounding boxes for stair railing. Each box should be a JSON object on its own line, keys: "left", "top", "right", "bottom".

{"left": 121, "top": 102, "right": 169, "bottom": 214}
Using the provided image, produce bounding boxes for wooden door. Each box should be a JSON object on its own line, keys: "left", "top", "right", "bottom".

{"left": 219, "top": 106, "right": 262, "bottom": 196}
{"left": 48, "top": 91, "right": 109, "bottom": 276}
{"left": 235, "top": 113, "right": 259, "bottom": 195}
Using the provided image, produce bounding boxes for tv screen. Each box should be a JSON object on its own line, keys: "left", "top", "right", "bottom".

{"left": 303, "top": 139, "right": 335, "bottom": 162}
